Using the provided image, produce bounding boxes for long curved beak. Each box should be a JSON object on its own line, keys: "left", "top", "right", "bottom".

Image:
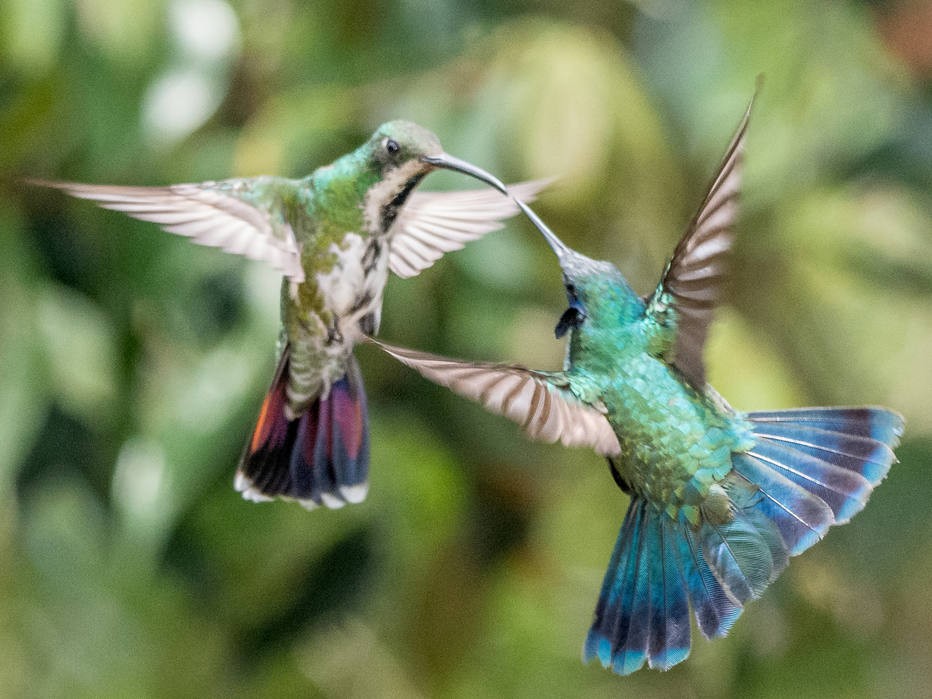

{"left": 420, "top": 153, "right": 508, "bottom": 195}
{"left": 513, "top": 198, "right": 570, "bottom": 260}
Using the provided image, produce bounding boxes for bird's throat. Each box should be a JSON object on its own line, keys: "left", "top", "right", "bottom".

{"left": 380, "top": 172, "right": 426, "bottom": 232}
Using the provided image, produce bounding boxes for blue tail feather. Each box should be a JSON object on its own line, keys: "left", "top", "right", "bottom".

{"left": 693, "top": 406, "right": 902, "bottom": 634}
{"left": 746, "top": 438, "right": 872, "bottom": 524}
{"left": 749, "top": 420, "right": 896, "bottom": 484}
{"left": 673, "top": 523, "right": 742, "bottom": 639}
{"left": 698, "top": 499, "right": 785, "bottom": 605}
{"left": 613, "top": 503, "right": 650, "bottom": 675}
{"left": 650, "top": 519, "right": 691, "bottom": 669}
{"left": 616, "top": 507, "right": 655, "bottom": 674}
{"left": 728, "top": 486, "right": 791, "bottom": 581}
{"left": 735, "top": 408, "right": 903, "bottom": 524}
{"left": 747, "top": 407, "right": 903, "bottom": 449}
{"left": 732, "top": 452, "right": 834, "bottom": 555}
{"left": 607, "top": 500, "right": 648, "bottom": 674}
{"left": 584, "top": 406, "right": 901, "bottom": 676}
{"left": 740, "top": 406, "right": 901, "bottom": 530}
{"left": 584, "top": 500, "right": 695, "bottom": 675}
{"left": 584, "top": 497, "right": 639, "bottom": 669}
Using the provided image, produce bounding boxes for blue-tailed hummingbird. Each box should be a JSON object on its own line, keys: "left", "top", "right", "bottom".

{"left": 372, "top": 101, "right": 904, "bottom": 674}
{"left": 32, "top": 122, "right": 546, "bottom": 510}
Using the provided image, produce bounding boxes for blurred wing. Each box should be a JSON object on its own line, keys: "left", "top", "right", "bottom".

{"left": 645, "top": 96, "right": 754, "bottom": 388}
{"left": 372, "top": 338, "right": 620, "bottom": 456}
{"left": 388, "top": 179, "right": 552, "bottom": 278}
{"left": 31, "top": 178, "right": 305, "bottom": 282}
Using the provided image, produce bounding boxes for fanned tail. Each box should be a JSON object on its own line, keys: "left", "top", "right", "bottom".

{"left": 585, "top": 406, "right": 903, "bottom": 675}
{"left": 235, "top": 346, "right": 370, "bottom": 509}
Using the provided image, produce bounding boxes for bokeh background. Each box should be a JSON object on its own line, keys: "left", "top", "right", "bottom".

{"left": 2, "top": 1, "right": 931, "bottom": 696}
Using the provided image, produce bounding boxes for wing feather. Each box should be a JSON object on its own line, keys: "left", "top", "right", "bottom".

{"left": 371, "top": 338, "right": 620, "bottom": 456}
{"left": 644, "top": 97, "right": 754, "bottom": 388}
{"left": 30, "top": 178, "right": 305, "bottom": 282}
{"left": 388, "top": 179, "right": 552, "bottom": 279}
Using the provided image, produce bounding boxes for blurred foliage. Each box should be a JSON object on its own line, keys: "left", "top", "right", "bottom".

{"left": 1, "top": 0, "right": 931, "bottom": 696}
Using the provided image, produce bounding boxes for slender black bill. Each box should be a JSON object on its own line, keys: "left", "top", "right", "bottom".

{"left": 513, "top": 198, "right": 570, "bottom": 260}
{"left": 420, "top": 153, "right": 508, "bottom": 195}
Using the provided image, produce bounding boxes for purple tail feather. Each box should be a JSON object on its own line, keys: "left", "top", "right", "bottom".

{"left": 235, "top": 346, "right": 370, "bottom": 509}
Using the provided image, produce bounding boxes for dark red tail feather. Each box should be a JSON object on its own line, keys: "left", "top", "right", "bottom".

{"left": 235, "top": 346, "right": 370, "bottom": 509}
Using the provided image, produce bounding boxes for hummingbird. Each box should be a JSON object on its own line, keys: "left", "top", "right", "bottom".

{"left": 32, "top": 121, "right": 547, "bottom": 510}
{"left": 371, "top": 100, "right": 904, "bottom": 674}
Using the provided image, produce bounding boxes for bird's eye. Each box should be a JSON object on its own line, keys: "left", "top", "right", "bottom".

{"left": 385, "top": 139, "right": 400, "bottom": 155}
{"left": 555, "top": 302, "right": 586, "bottom": 339}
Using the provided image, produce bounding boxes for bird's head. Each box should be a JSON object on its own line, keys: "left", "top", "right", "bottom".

{"left": 367, "top": 120, "right": 507, "bottom": 194}
{"left": 355, "top": 120, "right": 507, "bottom": 233}
{"left": 513, "top": 199, "right": 633, "bottom": 339}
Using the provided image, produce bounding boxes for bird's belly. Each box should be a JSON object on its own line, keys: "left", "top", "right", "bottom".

{"left": 604, "top": 360, "right": 752, "bottom": 519}
{"left": 314, "top": 232, "right": 390, "bottom": 338}
{"left": 280, "top": 232, "right": 390, "bottom": 414}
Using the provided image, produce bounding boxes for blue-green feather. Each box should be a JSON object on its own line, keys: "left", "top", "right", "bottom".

{"left": 614, "top": 502, "right": 650, "bottom": 674}
{"left": 698, "top": 503, "right": 784, "bottom": 604}
{"left": 746, "top": 439, "right": 872, "bottom": 524}
{"left": 744, "top": 407, "right": 902, "bottom": 524}
{"left": 673, "top": 522, "right": 742, "bottom": 639}
{"left": 650, "top": 518, "right": 691, "bottom": 670}
{"left": 732, "top": 452, "right": 833, "bottom": 555}
{"left": 584, "top": 500, "right": 692, "bottom": 674}
{"left": 584, "top": 499, "right": 647, "bottom": 674}
{"left": 747, "top": 409, "right": 898, "bottom": 484}
{"left": 583, "top": 406, "right": 902, "bottom": 674}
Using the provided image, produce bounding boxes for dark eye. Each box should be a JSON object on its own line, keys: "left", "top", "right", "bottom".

{"left": 555, "top": 302, "right": 586, "bottom": 339}
{"left": 385, "top": 139, "right": 400, "bottom": 155}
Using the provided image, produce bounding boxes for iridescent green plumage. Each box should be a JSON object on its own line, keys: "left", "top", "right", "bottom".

{"left": 374, "top": 99, "right": 904, "bottom": 674}
{"left": 556, "top": 260, "right": 754, "bottom": 524}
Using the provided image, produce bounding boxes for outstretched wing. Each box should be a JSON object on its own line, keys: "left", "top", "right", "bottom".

{"left": 372, "top": 338, "right": 620, "bottom": 456}
{"left": 645, "top": 96, "right": 754, "bottom": 388}
{"left": 388, "top": 179, "right": 551, "bottom": 279}
{"left": 30, "top": 178, "right": 305, "bottom": 282}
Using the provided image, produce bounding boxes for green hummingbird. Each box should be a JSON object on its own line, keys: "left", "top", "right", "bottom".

{"left": 32, "top": 121, "right": 546, "bottom": 510}
{"left": 371, "top": 101, "right": 904, "bottom": 673}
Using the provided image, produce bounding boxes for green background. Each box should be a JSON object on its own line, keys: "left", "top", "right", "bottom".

{"left": 2, "top": 1, "right": 930, "bottom": 696}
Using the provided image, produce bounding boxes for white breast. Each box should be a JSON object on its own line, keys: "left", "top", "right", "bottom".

{"left": 315, "top": 233, "right": 368, "bottom": 316}
{"left": 314, "top": 232, "right": 390, "bottom": 342}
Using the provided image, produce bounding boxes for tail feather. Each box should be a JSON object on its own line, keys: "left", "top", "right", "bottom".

{"left": 650, "top": 519, "right": 692, "bottom": 670}
{"left": 745, "top": 438, "right": 872, "bottom": 524}
{"left": 613, "top": 502, "right": 650, "bottom": 674}
{"left": 585, "top": 499, "right": 692, "bottom": 675}
{"left": 236, "top": 347, "right": 370, "bottom": 509}
{"left": 732, "top": 453, "right": 834, "bottom": 555}
{"left": 698, "top": 407, "right": 902, "bottom": 596}
{"left": 584, "top": 498, "right": 646, "bottom": 673}
{"left": 747, "top": 407, "right": 902, "bottom": 451}
{"left": 331, "top": 370, "right": 369, "bottom": 489}
{"left": 583, "top": 500, "right": 645, "bottom": 674}
{"left": 745, "top": 407, "right": 903, "bottom": 527}
{"left": 698, "top": 500, "right": 786, "bottom": 605}
{"left": 749, "top": 422, "right": 895, "bottom": 483}
{"left": 584, "top": 406, "right": 902, "bottom": 676}
{"left": 673, "top": 523, "right": 741, "bottom": 639}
